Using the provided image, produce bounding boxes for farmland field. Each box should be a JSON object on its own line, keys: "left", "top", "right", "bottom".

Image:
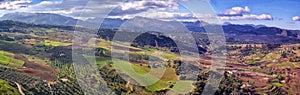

{"left": 0, "top": 51, "right": 24, "bottom": 68}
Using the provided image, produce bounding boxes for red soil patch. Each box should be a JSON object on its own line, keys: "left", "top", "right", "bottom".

{"left": 237, "top": 72, "right": 272, "bottom": 87}
{"left": 284, "top": 68, "right": 300, "bottom": 94}
{"left": 14, "top": 55, "right": 58, "bottom": 81}
{"left": 17, "top": 68, "right": 57, "bottom": 81}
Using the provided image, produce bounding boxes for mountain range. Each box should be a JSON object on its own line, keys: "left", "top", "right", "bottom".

{"left": 1, "top": 12, "right": 300, "bottom": 44}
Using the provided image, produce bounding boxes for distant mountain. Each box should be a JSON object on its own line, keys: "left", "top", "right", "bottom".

{"left": 181, "top": 20, "right": 206, "bottom": 32}
{"left": 0, "top": 12, "right": 131, "bottom": 29}
{"left": 244, "top": 24, "right": 267, "bottom": 28}
{"left": 0, "top": 12, "right": 94, "bottom": 28}
{"left": 100, "top": 17, "right": 207, "bottom": 32}
{"left": 105, "top": 16, "right": 300, "bottom": 44}
{"left": 118, "top": 16, "right": 189, "bottom": 32}
{"left": 219, "top": 24, "right": 300, "bottom": 44}
{"left": 1, "top": 12, "right": 300, "bottom": 44}
{"left": 0, "top": 12, "right": 207, "bottom": 31}
{"left": 98, "top": 18, "right": 127, "bottom": 29}
{"left": 0, "top": 20, "right": 76, "bottom": 31}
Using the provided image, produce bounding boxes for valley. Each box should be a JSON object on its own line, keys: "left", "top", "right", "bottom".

{"left": 0, "top": 19, "right": 299, "bottom": 94}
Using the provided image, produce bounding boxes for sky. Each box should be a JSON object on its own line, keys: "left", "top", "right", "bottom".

{"left": 0, "top": 0, "right": 300, "bottom": 30}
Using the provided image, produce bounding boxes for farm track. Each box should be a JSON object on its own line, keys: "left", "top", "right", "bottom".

{"left": 15, "top": 82, "right": 25, "bottom": 95}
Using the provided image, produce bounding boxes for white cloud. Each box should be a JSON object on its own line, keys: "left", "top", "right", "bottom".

{"left": 10, "top": 0, "right": 112, "bottom": 19}
{"left": 0, "top": 0, "right": 207, "bottom": 21}
{"left": 107, "top": 12, "right": 215, "bottom": 20}
{"left": 107, "top": 15, "right": 134, "bottom": 20}
{"left": 1, "top": 0, "right": 208, "bottom": 21}
{"left": 292, "top": 16, "right": 300, "bottom": 21}
{"left": 218, "top": 6, "right": 273, "bottom": 21}
{"left": 109, "top": 0, "right": 180, "bottom": 16}
{"left": 139, "top": 12, "right": 193, "bottom": 19}
{"left": 120, "top": 1, "right": 178, "bottom": 11}
{"left": 2, "top": 0, "right": 181, "bottom": 20}
{"left": 219, "top": 14, "right": 273, "bottom": 20}
{"left": 0, "top": 0, "right": 31, "bottom": 10}
{"left": 223, "top": 6, "right": 250, "bottom": 15}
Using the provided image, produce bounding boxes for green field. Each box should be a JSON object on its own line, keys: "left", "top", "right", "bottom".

{"left": 84, "top": 56, "right": 111, "bottom": 69}
{"left": 267, "top": 62, "right": 295, "bottom": 68}
{"left": 112, "top": 59, "right": 178, "bottom": 91}
{"left": 91, "top": 39, "right": 181, "bottom": 91}
{"left": 171, "top": 81, "right": 194, "bottom": 94}
{"left": 0, "top": 51, "right": 24, "bottom": 68}
{"left": 0, "top": 79, "right": 20, "bottom": 95}
{"left": 43, "top": 40, "right": 71, "bottom": 47}
{"left": 162, "top": 53, "right": 179, "bottom": 59}
{"left": 245, "top": 53, "right": 265, "bottom": 62}
{"left": 96, "top": 39, "right": 142, "bottom": 51}
{"left": 263, "top": 53, "right": 280, "bottom": 61}
{"left": 145, "top": 68, "right": 178, "bottom": 91}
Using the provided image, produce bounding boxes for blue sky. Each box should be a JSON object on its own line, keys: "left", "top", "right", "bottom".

{"left": 0, "top": 0, "right": 300, "bottom": 30}
{"left": 209, "top": 0, "right": 300, "bottom": 30}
